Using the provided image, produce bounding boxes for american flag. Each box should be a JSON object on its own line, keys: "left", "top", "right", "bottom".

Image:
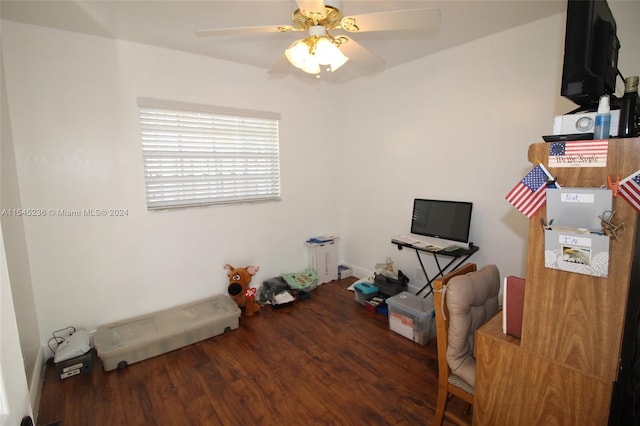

{"left": 548, "top": 140, "right": 608, "bottom": 167}
{"left": 619, "top": 170, "right": 640, "bottom": 213}
{"left": 506, "top": 164, "right": 554, "bottom": 218}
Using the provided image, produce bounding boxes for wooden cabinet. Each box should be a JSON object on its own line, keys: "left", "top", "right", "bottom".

{"left": 474, "top": 137, "right": 640, "bottom": 425}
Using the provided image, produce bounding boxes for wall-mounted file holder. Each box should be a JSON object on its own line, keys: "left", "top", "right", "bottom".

{"left": 543, "top": 187, "right": 612, "bottom": 278}
{"left": 544, "top": 229, "right": 609, "bottom": 277}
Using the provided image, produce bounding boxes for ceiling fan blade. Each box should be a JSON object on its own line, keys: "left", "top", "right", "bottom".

{"left": 195, "top": 25, "right": 297, "bottom": 37}
{"left": 295, "top": 0, "right": 326, "bottom": 16}
{"left": 340, "top": 36, "right": 385, "bottom": 74}
{"left": 267, "top": 55, "right": 294, "bottom": 77}
{"left": 342, "top": 7, "right": 441, "bottom": 33}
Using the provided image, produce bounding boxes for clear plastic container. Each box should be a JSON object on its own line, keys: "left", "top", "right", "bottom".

{"left": 354, "top": 282, "right": 378, "bottom": 305}
{"left": 94, "top": 295, "right": 240, "bottom": 371}
{"left": 386, "top": 292, "right": 435, "bottom": 345}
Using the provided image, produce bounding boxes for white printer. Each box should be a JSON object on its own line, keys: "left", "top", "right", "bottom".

{"left": 553, "top": 109, "right": 621, "bottom": 137}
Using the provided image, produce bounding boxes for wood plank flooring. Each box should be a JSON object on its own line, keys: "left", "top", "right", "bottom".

{"left": 37, "top": 278, "right": 470, "bottom": 425}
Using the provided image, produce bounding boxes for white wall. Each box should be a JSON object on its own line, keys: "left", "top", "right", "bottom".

{"left": 1, "top": 37, "right": 41, "bottom": 415}
{"left": 612, "top": 0, "right": 640, "bottom": 83}
{"left": 1, "top": 1, "right": 639, "bottom": 348}
{"left": 337, "top": 2, "right": 640, "bottom": 288}
{"left": 1, "top": 45, "right": 34, "bottom": 426}
{"left": 1, "top": 21, "right": 343, "bottom": 343}
{"left": 0, "top": 226, "right": 33, "bottom": 426}
{"left": 336, "top": 13, "right": 570, "bottom": 286}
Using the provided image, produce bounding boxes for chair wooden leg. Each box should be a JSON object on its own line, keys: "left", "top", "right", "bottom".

{"left": 433, "top": 388, "right": 448, "bottom": 426}
{"left": 462, "top": 402, "right": 472, "bottom": 415}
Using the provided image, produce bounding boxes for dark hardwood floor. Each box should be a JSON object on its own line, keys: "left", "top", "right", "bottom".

{"left": 37, "top": 278, "right": 470, "bottom": 425}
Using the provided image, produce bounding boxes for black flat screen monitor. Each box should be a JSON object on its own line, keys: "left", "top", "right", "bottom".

{"left": 410, "top": 199, "right": 473, "bottom": 243}
{"left": 560, "top": 0, "right": 620, "bottom": 111}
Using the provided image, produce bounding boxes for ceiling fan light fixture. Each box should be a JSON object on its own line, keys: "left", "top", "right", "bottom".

{"left": 300, "top": 57, "right": 321, "bottom": 74}
{"left": 285, "top": 39, "right": 321, "bottom": 74}
{"left": 284, "top": 40, "right": 310, "bottom": 68}
{"left": 314, "top": 37, "right": 348, "bottom": 71}
{"left": 285, "top": 35, "right": 349, "bottom": 74}
{"left": 197, "top": 3, "right": 441, "bottom": 80}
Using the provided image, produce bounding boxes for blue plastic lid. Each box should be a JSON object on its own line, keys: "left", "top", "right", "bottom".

{"left": 354, "top": 282, "right": 378, "bottom": 295}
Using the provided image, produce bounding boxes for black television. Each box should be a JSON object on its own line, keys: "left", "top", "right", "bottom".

{"left": 560, "top": 0, "right": 620, "bottom": 112}
{"left": 410, "top": 199, "right": 473, "bottom": 244}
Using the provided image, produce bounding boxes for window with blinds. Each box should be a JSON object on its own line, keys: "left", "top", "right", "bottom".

{"left": 138, "top": 98, "right": 281, "bottom": 210}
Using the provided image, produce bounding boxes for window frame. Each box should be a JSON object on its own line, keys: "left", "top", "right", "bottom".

{"left": 137, "top": 97, "right": 281, "bottom": 210}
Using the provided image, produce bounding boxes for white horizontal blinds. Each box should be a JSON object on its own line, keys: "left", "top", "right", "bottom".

{"left": 138, "top": 98, "right": 281, "bottom": 209}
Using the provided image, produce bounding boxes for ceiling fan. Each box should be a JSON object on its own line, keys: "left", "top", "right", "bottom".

{"left": 195, "top": 0, "right": 441, "bottom": 79}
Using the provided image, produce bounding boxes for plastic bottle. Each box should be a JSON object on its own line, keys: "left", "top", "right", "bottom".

{"left": 593, "top": 94, "right": 611, "bottom": 140}
{"left": 618, "top": 76, "right": 639, "bottom": 138}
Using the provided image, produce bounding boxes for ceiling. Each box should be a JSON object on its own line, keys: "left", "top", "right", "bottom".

{"left": 0, "top": 0, "right": 567, "bottom": 83}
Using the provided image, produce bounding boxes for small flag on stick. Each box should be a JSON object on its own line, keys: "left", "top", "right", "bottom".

{"left": 619, "top": 169, "right": 640, "bottom": 213}
{"left": 506, "top": 163, "right": 557, "bottom": 218}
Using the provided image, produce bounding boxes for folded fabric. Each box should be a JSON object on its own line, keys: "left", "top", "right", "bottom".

{"left": 282, "top": 269, "right": 319, "bottom": 290}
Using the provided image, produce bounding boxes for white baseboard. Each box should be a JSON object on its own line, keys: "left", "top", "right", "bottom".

{"left": 342, "top": 263, "right": 373, "bottom": 282}
{"left": 31, "top": 329, "right": 99, "bottom": 422}
{"left": 29, "top": 347, "right": 45, "bottom": 422}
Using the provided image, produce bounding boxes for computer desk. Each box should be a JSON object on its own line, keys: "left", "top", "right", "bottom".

{"left": 391, "top": 240, "right": 479, "bottom": 298}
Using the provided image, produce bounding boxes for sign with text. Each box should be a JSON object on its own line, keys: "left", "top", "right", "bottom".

{"left": 548, "top": 140, "right": 608, "bottom": 168}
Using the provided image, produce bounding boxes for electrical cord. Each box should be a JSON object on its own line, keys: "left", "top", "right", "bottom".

{"left": 47, "top": 326, "right": 76, "bottom": 355}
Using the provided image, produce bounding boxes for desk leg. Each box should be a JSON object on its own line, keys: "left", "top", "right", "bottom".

{"left": 434, "top": 255, "right": 458, "bottom": 278}
{"left": 415, "top": 249, "right": 432, "bottom": 296}
{"left": 444, "top": 253, "right": 475, "bottom": 275}
{"left": 416, "top": 252, "right": 449, "bottom": 297}
{"left": 416, "top": 251, "right": 477, "bottom": 297}
{"left": 416, "top": 250, "right": 433, "bottom": 294}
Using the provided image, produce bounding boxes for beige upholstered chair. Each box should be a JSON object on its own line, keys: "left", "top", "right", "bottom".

{"left": 432, "top": 263, "right": 500, "bottom": 426}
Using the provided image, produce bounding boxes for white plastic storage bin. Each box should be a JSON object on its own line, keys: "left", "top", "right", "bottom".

{"left": 308, "top": 240, "right": 338, "bottom": 284}
{"left": 94, "top": 294, "right": 240, "bottom": 371}
{"left": 386, "top": 291, "right": 435, "bottom": 345}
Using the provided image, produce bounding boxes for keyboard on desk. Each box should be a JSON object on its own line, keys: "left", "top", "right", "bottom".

{"left": 413, "top": 242, "right": 444, "bottom": 251}
{"left": 391, "top": 234, "right": 445, "bottom": 251}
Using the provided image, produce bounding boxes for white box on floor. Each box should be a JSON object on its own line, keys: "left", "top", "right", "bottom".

{"left": 386, "top": 292, "right": 435, "bottom": 345}
{"left": 308, "top": 240, "right": 338, "bottom": 284}
{"left": 338, "top": 265, "right": 352, "bottom": 280}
